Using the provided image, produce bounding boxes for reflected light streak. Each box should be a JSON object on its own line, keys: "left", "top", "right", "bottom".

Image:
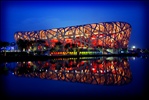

{"left": 13, "top": 57, "right": 132, "bottom": 85}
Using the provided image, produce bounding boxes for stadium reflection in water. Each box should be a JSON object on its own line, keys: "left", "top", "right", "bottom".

{"left": 14, "top": 57, "right": 132, "bottom": 85}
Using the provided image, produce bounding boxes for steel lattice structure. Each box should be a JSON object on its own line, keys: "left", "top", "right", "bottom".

{"left": 14, "top": 57, "right": 132, "bottom": 85}
{"left": 14, "top": 21, "right": 131, "bottom": 52}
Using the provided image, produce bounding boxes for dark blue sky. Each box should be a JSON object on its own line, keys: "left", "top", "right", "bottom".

{"left": 0, "top": 0, "right": 149, "bottom": 48}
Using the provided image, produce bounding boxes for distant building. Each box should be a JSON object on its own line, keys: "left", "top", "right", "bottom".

{"left": 14, "top": 21, "right": 131, "bottom": 54}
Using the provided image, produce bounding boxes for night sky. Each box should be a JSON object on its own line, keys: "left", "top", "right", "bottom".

{"left": 0, "top": 0, "right": 149, "bottom": 48}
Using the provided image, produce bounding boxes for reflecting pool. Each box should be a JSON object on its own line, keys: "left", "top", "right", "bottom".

{"left": 0, "top": 57, "right": 148, "bottom": 99}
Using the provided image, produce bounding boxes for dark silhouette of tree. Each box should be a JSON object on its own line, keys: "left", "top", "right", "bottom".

{"left": 71, "top": 43, "right": 77, "bottom": 52}
{"left": 0, "top": 41, "right": 9, "bottom": 48}
{"left": 10, "top": 42, "right": 16, "bottom": 46}
{"left": 64, "top": 43, "right": 70, "bottom": 52}
{"left": 55, "top": 41, "right": 62, "bottom": 52}
{"left": 27, "top": 40, "right": 35, "bottom": 51}
{"left": 37, "top": 40, "right": 45, "bottom": 44}
{"left": 50, "top": 47, "right": 55, "bottom": 52}
{"left": 0, "top": 41, "right": 10, "bottom": 56}
{"left": 16, "top": 39, "right": 28, "bottom": 51}
{"left": 36, "top": 39, "right": 45, "bottom": 51}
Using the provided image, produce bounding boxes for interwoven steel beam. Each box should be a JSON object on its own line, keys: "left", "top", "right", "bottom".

{"left": 14, "top": 21, "right": 131, "bottom": 50}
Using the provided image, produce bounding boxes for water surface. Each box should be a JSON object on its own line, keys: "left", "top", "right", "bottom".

{"left": 0, "top": 57, "right": 148, "bottom": 99}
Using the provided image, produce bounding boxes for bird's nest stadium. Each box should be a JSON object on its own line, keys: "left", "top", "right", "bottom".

{"left": 14, "top": 21, "right": 131, "bottom": 55}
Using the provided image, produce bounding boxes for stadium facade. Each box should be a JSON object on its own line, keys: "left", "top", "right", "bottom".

{"left": 14, "top": 21, "right": 131, "bottom": 54}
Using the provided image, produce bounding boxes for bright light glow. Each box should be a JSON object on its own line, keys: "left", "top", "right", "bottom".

{"left": 132, "top": 57, "right": 135, "bottom": 60}
{"left": 92, "top": 68, "right": 95, "bottom": 71}
{"left": 132, "top": 46, "right": 136, "bottom": 49}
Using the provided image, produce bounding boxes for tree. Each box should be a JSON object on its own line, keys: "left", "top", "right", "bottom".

{"left": 55, "top": 41, "right": 62, "bottom": 52}
{"left": 37, "top": 40, "right": 45, "bottom": 52}
{"left": 0, "top": 41, "right": 10, "bottom": 56}
{"left": 16, "top": 39, "right": 28, "bottom": 52}
{"left": 10, "top": 42, "right": 16, "bottom": 46}
{"left": 64, "top": 43, "right": 70, "bottom": 52}
{"left": 71, "top": 43, "right": 77, "bottom": 52}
